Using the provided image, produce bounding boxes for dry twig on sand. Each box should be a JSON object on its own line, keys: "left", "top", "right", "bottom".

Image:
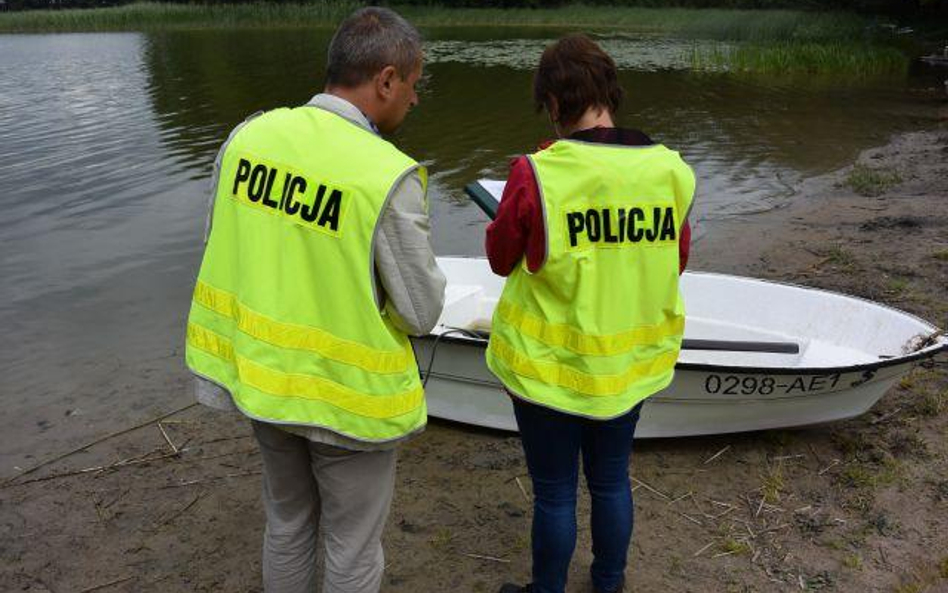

{"left": 677, "top": 511, "right": 704, "bottom": 526}
{"left": 514, "top": 476, "right": 530, "bottom": 502}
{"left": 693, "top": 541, "right": 716, "bottom": 557}
{"left": 157, "top": 422, "right": 179, "bottom": 455}
{"left": 818, "top": 459, "right": 841, "bottom": 475}
{"left": 158, "top": 470, "right": 261, "bottom": 489}
{"left": 631, "top": 476, "right": 669, "bottom": 500}
{"left": 77, "top": 575, "right": 134, "bottom": 592}
{"left": 12, "top": 448, "right": 188, "bottom": 486}
{"left": 703, "top": 445, "right": 731, "bottom": 465}
{"left": 152, "top": 492, "right": 207, "bottom": 529}
{"left": 1, "top": 402, "right": 198, "bottom": 487}
{"left": 463, "top": 553, "right": 510, "bottom": 564}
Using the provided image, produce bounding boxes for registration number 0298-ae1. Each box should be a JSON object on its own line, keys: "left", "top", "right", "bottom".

{"left": 703, "top": 373, "right": 842, "bottom": 396}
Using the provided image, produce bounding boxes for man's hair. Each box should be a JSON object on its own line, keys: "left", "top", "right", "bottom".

{"left": 533, "top": 34, "right": 623, "bottom": 127}
{"left": 326, "top": 7, "right": 423, "bottom": 87}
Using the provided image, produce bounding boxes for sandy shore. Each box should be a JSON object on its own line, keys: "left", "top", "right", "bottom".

{"left": 2, "top": 127, "right": 946, "bottom": 593}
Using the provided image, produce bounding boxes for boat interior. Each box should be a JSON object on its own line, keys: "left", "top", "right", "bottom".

{"left": 432, "top": 257, "right": 945, "bottom": 370}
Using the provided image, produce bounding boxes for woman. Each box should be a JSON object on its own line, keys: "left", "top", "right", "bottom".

{"left": 485, "top": 34, "right": 695, "bottom": 593}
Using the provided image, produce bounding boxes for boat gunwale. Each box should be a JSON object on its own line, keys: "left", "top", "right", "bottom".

{"left": 415, "top": 332, "right": 945, "bottom": 376}
{"left": 424, "top": 262, "right": 948, "bottom": 376}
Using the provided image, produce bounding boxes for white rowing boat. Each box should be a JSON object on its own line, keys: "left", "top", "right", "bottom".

{"left": 414, "top": 258, "right": 946, "bottom": 437}
{"left": 412, "top": 180, "right": 947, "bottom": 437}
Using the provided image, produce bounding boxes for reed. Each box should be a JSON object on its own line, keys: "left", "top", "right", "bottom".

{"left": 411, "top": 6, "right": 874, "bottom": 42}
{"left": 0, "top": 1, "right": 359, "bottom": 32}
{"left": 691, "top": 41, "right": 908, "bottom": 77}
{"left": 0, "top": 2, "right": 877, "bottom": 40}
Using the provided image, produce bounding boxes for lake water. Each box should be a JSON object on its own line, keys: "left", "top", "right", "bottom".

{"left": 0, "top": 28, "right": 941, "bottom": 470}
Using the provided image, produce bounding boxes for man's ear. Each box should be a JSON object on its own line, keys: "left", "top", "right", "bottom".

{"left": 376, "top": 65, "right": 398, "bottom": 99}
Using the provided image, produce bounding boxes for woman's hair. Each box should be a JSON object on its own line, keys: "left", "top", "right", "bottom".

{"left": 533, "top": 34, "right": 623, "bottom": 127}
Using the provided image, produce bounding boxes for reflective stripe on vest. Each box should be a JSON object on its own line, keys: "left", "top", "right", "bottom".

{"left": 185, "top": 106, "right": 427, "bottom": 442}
{"left": 486, "top": 140, "right": 695, "bottom": 418}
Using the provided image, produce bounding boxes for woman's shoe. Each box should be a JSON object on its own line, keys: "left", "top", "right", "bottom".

{"left": 498, "top": 584, "right": 532, "bottom": 593}
{"left": 593, "top": 577, "right": 625, "bottom": 593}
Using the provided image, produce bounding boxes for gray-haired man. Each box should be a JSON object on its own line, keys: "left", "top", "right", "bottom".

{"left": 187, "top": 7, "right": 444, "bottom": 592}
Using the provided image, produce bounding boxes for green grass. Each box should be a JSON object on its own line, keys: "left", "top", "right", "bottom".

{"left": 825, "top": 245, "right": 857, "bottom": 269}
{"left": 691, "top": 41, "right": 908, "bottom": 77}
{"left": 846, "top": 163, "right": 903, "bottom": 196}
{"left": 720, "top": 537, "right": 752, "bottom": 556}
{"left": 843, "top": 553, "right": 864, "bottom": 570}
{"left": 0, "top": 1, "right": 360, "bottom": 32}
{"left": 761, "top": 463, "right": 785, "bottom": 503}
{"left": 0, "top": 2, "right": 880, "bottom": 40}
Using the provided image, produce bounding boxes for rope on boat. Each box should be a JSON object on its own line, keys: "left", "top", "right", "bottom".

{"left": 421, "top": 327, "right": 486, "bottom": 388}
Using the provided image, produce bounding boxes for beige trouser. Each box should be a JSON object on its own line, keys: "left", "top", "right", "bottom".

{"left": 252, "top": 421, "right": 397, "bottom": 593}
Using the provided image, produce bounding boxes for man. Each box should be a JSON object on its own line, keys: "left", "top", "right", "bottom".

{"left": 184, "top": 7, "right": 445, "bottom": 592}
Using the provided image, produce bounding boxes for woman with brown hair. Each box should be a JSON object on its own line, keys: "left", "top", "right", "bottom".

{"left": 485, "top": 34, "right": 695, "bottom": 593}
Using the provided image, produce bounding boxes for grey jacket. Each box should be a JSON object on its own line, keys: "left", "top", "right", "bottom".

{"left": 195, "top": 93, "right": 446, "bottom": 450}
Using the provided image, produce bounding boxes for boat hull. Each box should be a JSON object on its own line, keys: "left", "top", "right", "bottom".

{"left": 414, "top": 335, "right": 911, "bottom": 437}
{"left": 414, "top": 256, "right": 946, "bottom": 437}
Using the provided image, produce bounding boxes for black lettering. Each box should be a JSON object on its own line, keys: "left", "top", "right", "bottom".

{"left": 586, "top": 209, "right": 601, "bottom": 242}
{"left": 603, "top": 208, "right": 619, "bottom": 243}
{"left": 646, "top": 207, "right": 660, "bottom": 241}
{"left": 261, "top": 167, "right": 279, "bottom": 209}
{"left": 617, "top": 208, "right": 627, "bottom": 242}
{"left": 318, "top": 189, "right": 343, "bottom": 231}
{"left": 284, "top": 177, "right": 305, "bottom": 216}
{"left": 278, "top": 173, "right": 292, "bottom": 211}
{"left": 232, "top": 158, "right": 251, "bottom": 195}
{"left": 567, "top": 212, "right": 585, "bottom": 247}
{"left": 722, "top": 376, "right": 739, "bottom": 395}
{"left": 705, "top": 375, "right": 721, "bottom": 394}
{"left": 300, "top": 185, "right": 326, "bottom": 223}
{"left": 785, "top": 377, "right": 807, "bottom": 393}
{"left": 659, "top": 207, "right": 677, "bottom": 241}
{"left": 629, "top": 208, "right": 644, "bottom": 242}
{"left": 247, "top": 164, "right": 268, "bottom": 202}
{"left": 808, "top": 375, "right": 827, "bottom": 391}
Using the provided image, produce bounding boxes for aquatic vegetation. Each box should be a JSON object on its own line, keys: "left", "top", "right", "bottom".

{"left": 691, "top": 42, "right": 908, "bottom": 78}
{"left": 0, "top": 2, "right": 909, "bottom": 78}
{"left": 426, "top": 37, "right": 713, "bottom": 71}
{"left": 846, "top": 164, "right": 903, "bottom": 196}
{"left": 0, "top": 2, "right": 880, "bottom": 39}
{"left": 0, "top": 1, "right": 360, "bottom": 32}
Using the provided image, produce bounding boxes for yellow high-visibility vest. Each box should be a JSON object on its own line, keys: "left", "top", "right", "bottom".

{"left": 486, "top": 140, "right": 695, "bottom": 418}
{"left": 186, "top": 106, "right": 427, "bottom": 442}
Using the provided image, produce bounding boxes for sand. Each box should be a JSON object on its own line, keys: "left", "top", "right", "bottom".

{"left": 2, "top": 128, "right": 946, "bottom": 593}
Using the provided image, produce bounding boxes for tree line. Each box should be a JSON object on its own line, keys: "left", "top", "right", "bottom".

{"left": 3, "top": 0, "right": 945, "bottom": 19}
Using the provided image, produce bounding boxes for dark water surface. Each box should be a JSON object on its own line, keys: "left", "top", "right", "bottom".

{"left": 0, "top": 29, "right": 940, "bottom": 470}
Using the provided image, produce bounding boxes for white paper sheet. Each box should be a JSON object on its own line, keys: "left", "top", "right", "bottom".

{"left": 477, "top": 179, "right": 506, "bottom": 204}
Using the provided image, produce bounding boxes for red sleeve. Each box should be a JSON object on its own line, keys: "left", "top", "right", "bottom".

{"left": 679, "top": 219, "right": 691, "bottom": 274}
{"left": 485, "top": 156, "right": 546, "bottom": 276}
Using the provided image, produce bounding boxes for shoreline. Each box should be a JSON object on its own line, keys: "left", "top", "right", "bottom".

{"left": 0, "top": 3, "right": 884, "bottom": 38}
{"left": 0, "top": 4, "right": 914, "bottom": 76}
{"left": 1, "top": 124, "right": 946, "bottom": 592}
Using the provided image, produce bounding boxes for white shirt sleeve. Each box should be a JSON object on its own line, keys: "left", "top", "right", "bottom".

{"left": 373, "top": 169, "right": 446, "bottom": 336}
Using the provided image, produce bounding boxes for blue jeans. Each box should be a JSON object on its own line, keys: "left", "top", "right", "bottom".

{"left": 512, "top": 397, "right": 642, "bottom": 593}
